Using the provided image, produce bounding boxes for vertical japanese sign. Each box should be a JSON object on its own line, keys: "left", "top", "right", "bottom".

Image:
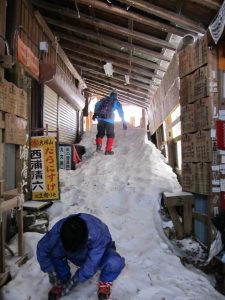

{"left": 58, "top": 146, "right": 65, "bottom": 169}
{"left": 31, "top": 136, "right": 59, "bottom": 200}
{"left": 58, "top": 145, "right": 72, "bottom": 170}
{"left": 20, "top": 134, "right": 29, "bottom": 194}
{"left": 65, "top": 146, "right": 72, "bottom": 170}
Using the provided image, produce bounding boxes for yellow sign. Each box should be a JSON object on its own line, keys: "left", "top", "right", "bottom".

{"left": 31, "top": 136, "right": 59, "bottom": 200}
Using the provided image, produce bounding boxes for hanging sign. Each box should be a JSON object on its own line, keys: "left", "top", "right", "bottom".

{"left": 209, "top": 1, "right": 225, "bottom": 44}
{"left": 17, "top": 36, "right": 39, "bottom": 77}
{"left": 31, "top": 136, "right": 59, "bottom": 200}
{"left": 216, "top": 120, "right": 225, "bottom": 150}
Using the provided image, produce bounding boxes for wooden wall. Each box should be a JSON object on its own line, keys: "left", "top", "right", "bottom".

{"left": 147, "top": 54, "right": 179, "bottom": 134}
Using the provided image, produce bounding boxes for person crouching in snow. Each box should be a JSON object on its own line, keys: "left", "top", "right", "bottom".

{"left": 36, "top": 213, "right": 125, "bottom": 299}
{"left": 92, "top": 90, "right": 127, "bottom": 155}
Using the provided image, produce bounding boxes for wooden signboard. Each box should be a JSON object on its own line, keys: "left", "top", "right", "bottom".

{"left": 31, "top": 136, "right": 59, "bottom": 200}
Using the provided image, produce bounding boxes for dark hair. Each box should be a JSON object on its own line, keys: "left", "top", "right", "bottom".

{"left": 60, "top": 215, "right": 88, "bottom": 251}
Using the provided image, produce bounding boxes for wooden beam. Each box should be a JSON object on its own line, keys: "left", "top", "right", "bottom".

{"left": 84, "top": 78, "right": 152, "bottom": 100}
{"left": 54, "top": 26, "right": 171, "bottom": 63}
{"left": 70, "top": 56, "right": 159, "bottom": 86}
{"left": 89, "top": 88, "right": 147, "bottom": 108}
{"left": 65, "top": 47, "right": 164, "bottom": 80}
{"left": 80, "top": 64, "right": 157, "bottom": 90}
{"left": 82, "top": 69, "right": 153, "bottom": 91}
{"left": 75, "top": 61, "right": 155, "bottom": 85}
{"left": 190, "top": 0, "right": 221, "bottom": 10}
{"left": 85, "top": 80, "right": 151, "bottom": 99}
{"left": 86, "top": 80, "right": 153, "bottom": 100}
{"left": 117, "top": 0, "right": 206, "bottom": 34}
{"left": 45, "top": 15, "right": 176, "bottom": 51}
{"left": 32, "top": 0, "right": 179, "bottom": 49}
{"left": 75, "top": 0, "right": 188, "bottom": 36}
{"left": 83, "top": 73, "right": 150, "bottom": 97}
{"left": 89, "top": 87, "right": 147, "bottom": 107}
{"left": 88, "top": 81, "right": 151, "bottom": 103}
{"left": 59, "top": 37, "right": 167, "bottom": 72}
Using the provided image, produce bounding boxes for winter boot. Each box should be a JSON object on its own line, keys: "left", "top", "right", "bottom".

{"left": 105, "top": 138, "right": 114, "bottom": 155}
{"left": 96, "top": 144, "right": 102, "bottom": 152}
{"left": 96, "top": 137, "right": 103, "bottom": 152}
{"left": 98, "top": 281, "right": 112, "bottom": 300}
{"left": 105, "top": 150, "right": 114, "bottom": 155}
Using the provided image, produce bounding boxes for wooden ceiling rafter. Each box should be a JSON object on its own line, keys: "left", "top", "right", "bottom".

{"left": 88, "top": 87, "right": 148, "bottom": 108}
{"left": 189, "top": 0, "right": 221, "bottom": 10}
{"left": 80, "top": 68, "right": 155, "bottom": 91}
{"left": 63, "top": 45, "right": 163, "bottom": 80}
{"left": 66, "top": 47, "right": 164, "bottom": 80}
{"left": 75, "top": 0, "right": 189, "bottom": 36}
{"left": 30, "top": 0, "right": 222, "bottom": 108}
{"left": 83, "top": 73, "right": 151, "bottom": 96}
{"left": 52, "top": 24, "right": 171, "bottom": 62}
{"left": 86, "top": 83, "right": 149, "bottom": 108}
{"left": 84, "top": 77, "right": 152, "bottom": 100}
{"left": 85, "top": 75, "right": 152, "bottom": 100}
{"left": 56, "top": 34, "right": 167, "bottom": 72}
{"left": 32, "top": 1, "right": 177, "bottom": 50}
{"left": 74, "top": 58, "right": 160, "bottom": 89}
{"left": 45, "top": 16, "right": 176, "bottom": 51}
{"left": 86, "top": 84, "right": 150, "bottom": 106}
{"left": 117, "top": 0, "right": 206, "bottom": 33}
{"left": 71, "top": 57, "right": 158, "bottom": 86}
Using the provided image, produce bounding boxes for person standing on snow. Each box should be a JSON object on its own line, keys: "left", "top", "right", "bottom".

{"left": 92, "top": 90, "right": 127, "bottom": 155}
{"left": 37, "top": 213, "right": 125, "bottom": 300}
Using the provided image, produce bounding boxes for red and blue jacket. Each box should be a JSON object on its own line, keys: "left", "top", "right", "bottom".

{"left": 94, "top": 93, "right": 125, "bottom": 124}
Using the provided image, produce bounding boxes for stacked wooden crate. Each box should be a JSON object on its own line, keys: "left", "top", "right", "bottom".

{"left": 0, "top": 78, "right": 27, "bottom": 145}
{"left": 179, "top": 34, "right": 219, "bottom": 246}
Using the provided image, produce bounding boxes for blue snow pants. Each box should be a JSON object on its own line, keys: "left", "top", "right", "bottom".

{"left": 99, "top": 245, "right": 125, "bottom": 282}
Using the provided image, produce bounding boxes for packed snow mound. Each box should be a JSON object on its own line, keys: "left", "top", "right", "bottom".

{"left": 2, "top": 124, "right": 224, "bottom": 300}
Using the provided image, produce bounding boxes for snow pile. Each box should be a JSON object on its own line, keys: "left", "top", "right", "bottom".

{"left": 1, "top": 124, "right": 224, "bottom": 300}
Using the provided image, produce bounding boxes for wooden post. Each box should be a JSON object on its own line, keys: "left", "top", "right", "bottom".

{"left": 0, "top": 180, "right": 4, "bottom": 196}
{"left": 167, "top": 206, "right": 184, "bottom": 238}
{"left": 163, "top": 192, "right": 194, "bottom": 239}
{"left": 46, "top": 124, "right": 49, "bottom": 136}
{"left": 183, "top": 199, "right": 193, "bottom": 235}
{"left": 0, "top": 198, "right": 5, "bottom": 273}
{"left": 17, "top": 184, "right": 23, "bottom": 256}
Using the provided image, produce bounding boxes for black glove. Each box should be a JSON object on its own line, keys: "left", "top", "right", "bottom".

{"left": 61, "top": 277, "right": 78, "bottom": 296}
{"left": 92, "top": 113, "right": 97, "bottom": 121}
{"left": 48, "top": 271, "right": 59, "bottom": 285}
{"left": 123, "top": 122, "right": 127, "bottom": 130}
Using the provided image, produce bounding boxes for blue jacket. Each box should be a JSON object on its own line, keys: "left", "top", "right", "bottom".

{"left": 36, "top": 214, "right": 113, "bottom": 283}
{"left": 94, "top": 94, "right": 125, "bottom": 124}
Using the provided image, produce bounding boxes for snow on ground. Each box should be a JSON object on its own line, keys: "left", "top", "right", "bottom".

{"left": 1, "top": 123, "right": 225, "bottom": 300}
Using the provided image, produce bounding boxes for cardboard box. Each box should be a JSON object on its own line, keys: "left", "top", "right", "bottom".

{"left": 182, "top": 162, "right": 194, "bottom": 192}
{"left": 181, "top": 104, "right": 196, "bottom": 133}
{"left": 195, "top": 95, "right": 218, "bottom": 130}
{"left": 15, "top": 88, "right": 27, "bottom": 119}
{"left": 195, "top": 163, "right": 211, "bottom": 195}
{"left": 179, "top": 35, "right": 208, "bottom": 78}
{"left": 6, "top": 82, "right": 16, "bottom": 114}
{"left": 5, "top": 113, "right": 26, "bottom": 145}
{"left": 180, "top": 76, "right": 189, "bottom": 106}
{"left": 182, "top": 133, "right": 197, "bottom": 162}
{"left": 0, "top": 79, "right": 7, "bottom": 112}
{"left": 193, "top": 66, "right": 209, "bottom": 101}
{"left": 195, "top": 130, "right": 212, "bottom": 162}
